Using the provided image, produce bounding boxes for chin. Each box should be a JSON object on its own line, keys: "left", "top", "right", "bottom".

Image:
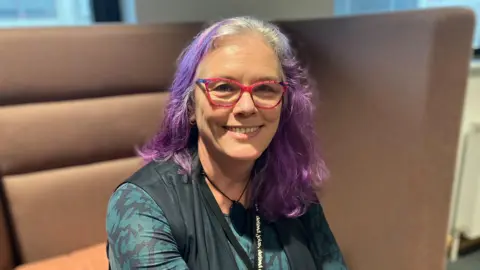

{"left": 223, "top": 145, "right": 264, "bottom": 161}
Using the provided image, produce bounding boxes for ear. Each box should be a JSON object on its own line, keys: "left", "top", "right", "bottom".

{"left": 189, "top": 114, "right": 196, "bottom": 125}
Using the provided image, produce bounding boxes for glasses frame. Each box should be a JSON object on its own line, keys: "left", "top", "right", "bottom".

{"left": 196, "top": 78, "right": 288, "bottom": 109}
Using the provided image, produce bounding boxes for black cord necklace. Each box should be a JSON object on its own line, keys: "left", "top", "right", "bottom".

{"left": 202, "top": 171, "right": 251, "bottom": 234}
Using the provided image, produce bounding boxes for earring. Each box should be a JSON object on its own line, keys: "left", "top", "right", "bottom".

{"left": 189, "top": 119, "right": 196, "bottom": 125}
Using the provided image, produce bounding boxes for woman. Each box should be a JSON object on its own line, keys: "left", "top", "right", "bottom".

{"left": 106, "top": 16, "right": 347, "bottom": 270}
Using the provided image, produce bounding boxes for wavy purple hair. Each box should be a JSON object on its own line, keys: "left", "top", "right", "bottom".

{"left": 141, "top": 17, "right": 329, "bottom": 221}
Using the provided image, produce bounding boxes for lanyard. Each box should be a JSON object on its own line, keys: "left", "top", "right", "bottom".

{"left": 254, "top": 206, "right": 264, "bottom": 270}
{"left": 198, "top": 175, "right": 264, "bottom": 270}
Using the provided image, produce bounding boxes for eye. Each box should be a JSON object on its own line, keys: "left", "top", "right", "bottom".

{"left": 254, "top": 83, "right": 283, "bottom": 93}
{"left": 212, "top": 83, "right": 236, "bottom": 92}
{"left": 255, "top": 84, "right": 275, "bottom": 92}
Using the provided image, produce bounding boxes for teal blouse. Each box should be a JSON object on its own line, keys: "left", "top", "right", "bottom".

{"left": 106, "top": 183, "right": 348, "bottom": 269}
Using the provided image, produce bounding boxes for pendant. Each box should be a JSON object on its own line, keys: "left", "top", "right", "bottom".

{"left": 229, "top": 201, "right": 247, "bottom": 235}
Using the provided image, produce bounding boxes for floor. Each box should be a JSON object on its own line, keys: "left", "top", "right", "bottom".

{"left": 447, "top": 250, "right": 480, "bottom": 270}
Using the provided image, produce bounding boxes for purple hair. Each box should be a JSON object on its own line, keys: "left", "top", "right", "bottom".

{"left": 141, "top": 17, "right": 329, "bottom": 221}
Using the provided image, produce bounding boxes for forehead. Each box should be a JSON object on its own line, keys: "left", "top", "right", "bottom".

{"left": 196, "top": 33, "right": 282, "bottom": 81}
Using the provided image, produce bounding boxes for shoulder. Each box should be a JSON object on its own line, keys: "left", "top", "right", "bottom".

{"left": 301, "top": 203, "right": 347, "bottom": 268}
{"left": 300, "top": 203, "right": 333, "bottom": 244}
{"left": 106, "top": 183, "right": 189, "bottom": 269}
{"left": 105, "top": 159, "right": 190, "bottom": 243}
{"left": 299, "top": 203, "right": 325, "bottom": 226}
{"left": 124, "top": 159, "right": 186, "bottom": 188}
{"left": 300, "top": 202, "right": 334, "bottom": 241}
{"left": 106, "top": 183, "right": 166, "bottom": 230}
{"left": 105, "top": 160, "right": 177, "bottom": 227}
{"left": 105, "top": 183, "right": 168, "bottom": 260}
{"left": 304, "top": 202, "right": 325, "bottom": 217}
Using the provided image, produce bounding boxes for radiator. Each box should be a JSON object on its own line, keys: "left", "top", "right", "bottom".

{"left": 454, "top": 123, "right": 480, "bottom": 239}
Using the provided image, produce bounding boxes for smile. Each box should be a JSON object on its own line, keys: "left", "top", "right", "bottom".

{"left": 224, "top": 126, "right": 261, "bottom": 134}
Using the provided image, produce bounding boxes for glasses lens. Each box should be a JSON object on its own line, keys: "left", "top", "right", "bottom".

{"left": 205, "top": 79, "right": 285, "bottom": 108}
{"left": 252, "top": 82, "right": 284, "bottom": 108}
{"left": 207, "top": 80, "right": 242, "bottom": 105}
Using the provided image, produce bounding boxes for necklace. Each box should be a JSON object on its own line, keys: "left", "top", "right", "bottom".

{"left": 199, "top": 169, "right": 263, "bottom": 269}
{"left": 202, "top": 171, "right": 250, "bottom": 234}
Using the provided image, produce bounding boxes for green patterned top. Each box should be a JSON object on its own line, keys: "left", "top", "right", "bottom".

{"left": 106, "top": 183, "right": 347, "bottom": 269}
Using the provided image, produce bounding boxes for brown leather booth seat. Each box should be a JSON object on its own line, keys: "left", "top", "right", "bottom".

{"left": 0, "top": 8, "right": 474, "bottom": 270}
{"left": 0, "top": 23, "right": 201, "bottom": 270}
{"left": 14, "top": 243, "right": 107, "bottom": 270}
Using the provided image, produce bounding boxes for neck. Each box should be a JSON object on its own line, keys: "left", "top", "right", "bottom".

{"left": 198, "top": 139, "right": 254, "bottom": 213}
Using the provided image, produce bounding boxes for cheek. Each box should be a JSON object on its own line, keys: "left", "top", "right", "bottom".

{"left": 195, "top": 97, "right": 229, "bottom": 131}
{"left": 194, "top": 88, "right": 210, "bottom": 122}
{"left": 263, "top": 107, "right": 282, "bottom": 125}
{"left": 261, "top": 108, "right": 282, "bottom": 139}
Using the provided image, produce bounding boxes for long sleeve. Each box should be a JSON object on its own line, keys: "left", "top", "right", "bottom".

{"left": 307, "top": 204, "right": 349, "bottom": 270}
{"left": 106, "top": 183, "right": 189, "bottom": 270}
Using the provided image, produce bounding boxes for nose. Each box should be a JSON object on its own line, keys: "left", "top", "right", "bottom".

{"left": 233, "top": 92, "right": 256, "bottom": 115}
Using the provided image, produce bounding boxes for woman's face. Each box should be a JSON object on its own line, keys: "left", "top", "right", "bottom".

{"left": 193, "top": 33, "right": 283, "bottom": 161}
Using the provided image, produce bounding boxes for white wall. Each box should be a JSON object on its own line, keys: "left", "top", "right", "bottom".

{"left": 131, "top": 0, "right": 334, "bottom": 24}
{"left": 449, "top": 63, "right": 480, "bottom": 236}
{"left": 463, "top": 64, "right": 480, "bottom": 136}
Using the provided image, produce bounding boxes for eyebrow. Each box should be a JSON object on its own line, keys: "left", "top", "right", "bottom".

{"left": 215, "top": 75, "right": 282, "bottom": 82}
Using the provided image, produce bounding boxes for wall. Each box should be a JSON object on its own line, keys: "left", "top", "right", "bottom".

{"left": 462, "top": 63, "right": 480, "bottom": 137}
{"left": 130, "top": 0, "right": 334, "bottom": 24}
{"left": 449, "top": 62, "right": 480, "bottom": 237}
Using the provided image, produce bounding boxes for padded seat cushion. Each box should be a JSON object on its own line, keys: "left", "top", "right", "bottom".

{"left": 15, "top": 243, "right": 107, "bottom": 270}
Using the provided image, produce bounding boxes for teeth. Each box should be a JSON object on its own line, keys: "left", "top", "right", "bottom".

{"left": 226, "top": 127, "right": 260, "bottom": 134}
